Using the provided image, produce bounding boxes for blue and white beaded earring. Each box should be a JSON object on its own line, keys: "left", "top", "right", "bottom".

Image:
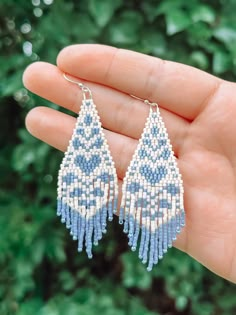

{"left": 57, "top": 74, "right": 118, "bottom": 258}
{"left": 119, "top": 100, "right": 185, "bottom": 271}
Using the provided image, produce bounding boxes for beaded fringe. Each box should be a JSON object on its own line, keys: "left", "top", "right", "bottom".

{"left": 119, "top": 106, "right": 185, "bottom": 271}
{"left": 57, "top": 99, "right": 118, "bottom": 258}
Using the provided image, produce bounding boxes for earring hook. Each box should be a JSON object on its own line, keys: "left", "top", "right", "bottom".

{"left": 144, "top": 99, "right": 158, "bottom": 107}
{"left": 63, "top": 73, "right": 92, "bottom": 100}
{"left": 131, "top": 94, "right": 158, "bottom": 108}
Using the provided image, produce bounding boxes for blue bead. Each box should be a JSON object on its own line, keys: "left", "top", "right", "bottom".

{"left": 176, "top": 213, "right": 181, "bottom": 232}
{"left": 142, "top": 199, "right": 148, "bottom": 208}
{"left": 163, "top": 223, "right": 168, "bottom": 253}
{"left": 119, "top": 207, "right": 125, "bottom": 224}
{"left": 147, "top": 233, "right": 155, "bottom": 271}
{"left": 108, "top": 201, "right": 113, "bottom": 221}
{"left": 66, "top": 206, "right": 71, "bottom": 229}
{"left": 76, "top": 128, "right": 84, "bottom": 136}
{"left": 128, "top": 216, "right": 135, "bottom": 238}
{"left": 100, "top": 172, "right": 109, "bottom": 183}
{"left": 143, "top": 138, "right": 151, "bottom": 146}
{"left": 92, "top": 128, "right": 100, "bottom": 135}
{"left": 138, "top": 148, "right": 147, "bottom": 158}
{"left": 94, "top": 138, "right": 103, "bottom": 148}
{"left": 93, "top": 187, "right": 104, "bottom": 197}
{"left": 158, "top": 139, "right": 167, "bottom": 146}
{"left": 75, "top": 154, "right": 101, "bottom": 175}
{"left": 150, "top": 213, "right": 156, "bottom": 220}
{"left": 123, "top": 215, "right": 129, "bottom": 234}
{"left": 167, "top": 220, "right": 172, "bottom": 247}
{"left": 72, "top": 138, "right": 83, "bottom": 149}
{"left": 127, "top": 182, "right": 140, "bottom": 193}
{"left": 153, "top": 230, "right": 159, "bottom": 265}
{"left": 151, "top": 126, "right": 159, "bottom": 135}
{"left": 158, "top": 225, "right": 163, "bottom": 259}
{"left": 142, "top": 230, "right": 150, "bottom": 264}
{"left": 131, "top": 222, "right": 140, "bottom": 250}
{"left": 89, "top": 200, "right": 96, "bottom": 207}
{"left": 84, "top": 114, "right": 92, "bottom": 125}
{"left": 101, "top": 205, "right": 107, "bottom": 232}
{"left": 159, "top": 199, "right": 168, "bottom": 208}
{"left": 141, "top": 210, "right": 148, "bottom": 218}
{"left": 70, "top": 188, "right": 83, "bottom": 198}
{"left": 80, "top": 199, "right": 87, "bottom": 206}
{"left": 166, "top": 183, "right": 180, "bottom": 195}
{"left": 138, "top": 226, "right": 146, "bottom": 259}
{"left": 181, "top": 211, "right": 185, "bottom": 226}
{"left": 57, "top": 199, "right": 62, "bottom": 216}
{"left": 160, "top": 148, "right": 171, "bottom": 160}
{"left": 62, "top": 173, "right": 76, "bottom": 184}
{"left": 140, "top": 165, "right": 167, "bottom": 184}
{"left": 93, "top": 223, "right": 98, "bottom": 244}
{"left": 70, "top": 210, "right": 78, "bottom": 239}
{"left": 78, "top": 216, "right": 86, "bottom": 251}
{"left": 113, "top": 197, "right": 118, "bottom": 213}
{"left": 61, "top": 203, "right": 67, "bottom": 222}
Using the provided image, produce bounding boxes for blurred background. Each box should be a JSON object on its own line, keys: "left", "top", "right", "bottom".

{"left": 1, "top": 0, "right": 236, "bottom": 314}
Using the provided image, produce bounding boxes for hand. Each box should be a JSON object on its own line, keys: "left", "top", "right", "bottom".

{"left": 23, "top": 44, "right": 236, "bottom": 283}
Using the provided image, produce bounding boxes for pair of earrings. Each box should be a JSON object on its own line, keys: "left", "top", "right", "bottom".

{"left": 57, "top": 74, "right": 185, "bottom": 271}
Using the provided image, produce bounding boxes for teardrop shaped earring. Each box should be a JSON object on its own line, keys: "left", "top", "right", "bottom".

{"left": 57, "top": 74, "right": 118, "bottom": 258}
{"left": 119, "top": 99, "right": 185, "bottom": 271}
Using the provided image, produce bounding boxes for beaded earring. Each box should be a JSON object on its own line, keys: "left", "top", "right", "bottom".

{"left": 57, "top": 74, "right": 118, "bottom": 258}
{"left": 119, "top": 100, "right": 185, "bottom": 271}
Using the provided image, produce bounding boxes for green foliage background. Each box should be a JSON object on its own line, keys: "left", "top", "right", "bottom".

{"left": 0, "top": 0, "right": 236, "bottom": 314}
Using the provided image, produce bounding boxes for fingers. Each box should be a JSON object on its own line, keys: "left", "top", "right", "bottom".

{"left": 23, "top": 62, "right": 189, "bottom": 155}
{"left": 26, "top": 106, "right": 140, "bottom": 179}
{"left": 57, "top": 44, "right": 222, "bottom": 121}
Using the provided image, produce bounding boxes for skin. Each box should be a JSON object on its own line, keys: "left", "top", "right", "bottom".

{"left": 23, "top": 44, "right": 236, "bottom": 283}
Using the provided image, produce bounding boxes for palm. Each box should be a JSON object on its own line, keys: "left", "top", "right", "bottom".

{"left": 23, "top": 44, "right": 236, "bottom": 283}
{"left": 177, "top": 85, "right": 236, "bottom": 282}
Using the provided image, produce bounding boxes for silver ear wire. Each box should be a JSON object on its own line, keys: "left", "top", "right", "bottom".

{"left": 144, "top": 99, "right": 158, "bottom": 108}
{"left": 63, "top": 73, "right": 92, "bottom": 100}
{"left": 131, "top": 94, "right": 158, "bottom": 107}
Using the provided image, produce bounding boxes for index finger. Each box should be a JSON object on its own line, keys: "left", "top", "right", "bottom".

{"left": 57, "top": 44, "right": 222, "bottom": 121}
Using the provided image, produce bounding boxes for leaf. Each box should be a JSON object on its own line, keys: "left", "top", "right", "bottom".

{"left": 213, "top": 50, "right": 232, "bottom": 74}
{"left": 59, "top": 271, "right": 76, "bottom": 291}
{"left": 89, "top": 0, "right": 122, "bottom": 27}
{"left": 214, "top": 26, "right": 236, "bottom": 50}
{"left": 190, "top": 51, "right": 209, "bottom": 70}
{"left": 13, "top": 277, "right": 35, "bottom": 299}
{"left": 38, "top": 304, "right": 59, "bottom": 315}
{"left": 121, "top": 252, "right": 152, "bottom": 289}
{"left": 31, "top": 240, "right": 45, "bottom": 265}
{"left": 0, "top": 55, "right": 26, "bottom": 76}
{"left": 190, "top": 5, "right": 215, "bottom": 24}
{"left": 155, "top": 0, "right": 188, "bottom": 15}
{"left": 12, "top": 144, "right": 36, "bottom": 172}
{"left": 108, "top": 11, "right": 143, "bottom": 45}
{"left": 17, "top": 299, "right": 43, "bottom": 315}
{"left": 45, "top": 236, "right": 66, "bottom": 263}
{"left": 0, "top": 71, "right": 24, "bottom": 97}
{"left": 129, "top": 298, "right": 158, "bottom": 315}
{"left": 166, "top": 10, "right": 192, "bottom": 35}
{"left": 187, "top": 21, "right": 213, "bottom": 44}
{"left": 175, "top": 296, "right": 188, "bottom": 311}
{"left": 141, "top": 30, "right": 167, "bottom": 56}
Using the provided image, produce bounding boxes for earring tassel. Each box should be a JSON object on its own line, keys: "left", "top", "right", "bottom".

{"left": 120, "top": 103, "right": 185, "bottom": 270}
{"left": 57, "top": 97, "right": 118, "bottom": 258}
